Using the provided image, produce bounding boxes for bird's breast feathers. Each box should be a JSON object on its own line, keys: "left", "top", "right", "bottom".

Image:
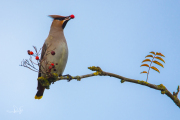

{"left": 42, "top": 36, "right": 68, "bottom": 76}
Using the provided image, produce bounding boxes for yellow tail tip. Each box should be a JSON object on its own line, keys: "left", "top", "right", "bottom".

{"left": 35, "top": 95, "right": 43, "bottom": 99}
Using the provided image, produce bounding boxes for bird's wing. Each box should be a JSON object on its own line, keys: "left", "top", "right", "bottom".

{"left": 37, "top": 43, "right": 47, "bottom": 93}
{"left": 38, "top": 43, "right": 47, "bottom": 77}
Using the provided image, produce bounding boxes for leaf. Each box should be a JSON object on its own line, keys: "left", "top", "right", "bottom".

{"left": 142, "top": 59, "right": 151, "bottom": 63}
{"left": 145, "top": 55, "right": 154, "bottom": 58}
{"left": 155, "top": 57, "right": 165, "bottom": 63}
{"left": 156, "top": 52, "right": 165, "bottom": 57}
{"left": 151, "top": 66, "right": 160, "bottom": 73}
{"left": 140, "top": 64, "right": 149, "bottom": 67}
{"left": 150, "top": 51, "right": 155, "bottom": 55}
{"left": 140, "top": 71, "right": 147, "bottom": 74}
{"left": 153, "top": 60, "right": 164, "bottom": 68}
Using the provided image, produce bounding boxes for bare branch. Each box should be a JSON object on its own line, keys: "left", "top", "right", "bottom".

{"left": 37, "top": 48, "right": 42, "bottom": 55}
{"left": 173, "top": 86, "right": 180, "bottom": 97}
{"left": 29, "top": 57, "right": 38, "bottom": 66}
{"left": 56, "top": 66, "right": 180, "bottom": 108}
{"left": 33, "top": 46, "right": 37, "bottom": 53}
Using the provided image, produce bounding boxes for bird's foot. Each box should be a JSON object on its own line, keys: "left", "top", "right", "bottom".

{"left": 62, "top": 74, "right": 72, "bottom": 82}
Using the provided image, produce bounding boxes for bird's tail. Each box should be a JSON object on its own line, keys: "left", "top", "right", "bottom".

{"left": 35, "top": 81, "right": 45, "bottom": 99}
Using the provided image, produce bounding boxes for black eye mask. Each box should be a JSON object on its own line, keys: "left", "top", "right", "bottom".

{"left": 54, "top": 17, "right": 66, "bottom": 20}
{"left": 62, "top": 20, "right": 69, "bottom": 29}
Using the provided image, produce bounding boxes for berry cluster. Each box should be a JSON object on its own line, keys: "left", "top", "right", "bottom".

{"left": 27, "top": 50, "right": 40, "bottom": 60}
{"left": 26, "top": 47, "right": 58, "bottom": 74}
{"left": 27, "top": 49, "right": 56, "bottom": 61}
{"left": 48, "top": 62, "right": 58, "bottom": 72}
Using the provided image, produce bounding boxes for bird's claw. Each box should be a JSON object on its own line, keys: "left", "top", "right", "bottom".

{"left": 62, "top": 74, "right": 72, "bottom": 82}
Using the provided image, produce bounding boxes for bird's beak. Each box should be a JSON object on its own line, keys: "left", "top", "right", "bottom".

{"left": 62, "top": 15, "right": 75, "bottom": 29}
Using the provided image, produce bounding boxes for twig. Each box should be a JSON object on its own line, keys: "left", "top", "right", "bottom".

{"left": 29, "top": 57, "right": 38, "bottom": 66}
{"left": 173, "top": 86, "right": 180, "bottom": 97}
{"left": 33, "top": 46, "right": 37, "bottom": 53}
{"left": 57, "top": 66, "right": 180, "bottom": 108}
{"left": 37, "top": 48, "right": 42, "bottom": 55}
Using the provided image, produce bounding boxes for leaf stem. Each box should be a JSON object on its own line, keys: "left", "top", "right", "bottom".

{"left": 146, "top": 55, "right": 156, "bottom": 82}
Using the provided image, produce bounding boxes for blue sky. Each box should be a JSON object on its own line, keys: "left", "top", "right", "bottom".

{"left": 0, "top": 0, "right": 179, "bottom": 119}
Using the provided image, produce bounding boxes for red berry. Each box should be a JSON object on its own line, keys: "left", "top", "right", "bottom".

{"left": 51, "top": 51, "right": 55, "bottom": 55}
{"left": 48, "top": 66, "right": 52, "bottom": 70}
{"left": 51, "top": 63, "right": 54, "bottom": 66}
{"left": 70, "top": 14, "right": 75, "bottom": 19}
{"left": 35, "top": 56, "right": 39, "bottom": 60}
{"left": 30, "top": 51, "right": 33, "bottom": 55}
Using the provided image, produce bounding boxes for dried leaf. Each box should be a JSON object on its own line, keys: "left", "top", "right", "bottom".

{"left": 150, "top": 51, "right": 155, "bottom": 55}
{"left": 140, "top": 71, "right": 147, "bottom": 74}
{"left": 151, "top": 66, "right": 160, "bottom": 73}
{"left": 142, "top": 59, "right": 151, "bottom": 63}
{"left": 153, "top": 60, "right": 164, "bottom": 68}
{"left": 145, "top": 55, "right": 154, "bottom": 58}
{"left": 155, "top": 57, "right": 165, "bottom": 63}
{"left": 140, "top": 64, "right": 149, "bottom": 67}
{"left": 156, "top": 52, "right": 165, "bottom": 57}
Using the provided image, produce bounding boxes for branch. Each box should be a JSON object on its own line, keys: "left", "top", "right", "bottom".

{"left": 57, "top": 66, "right": 180, "bottom": 108}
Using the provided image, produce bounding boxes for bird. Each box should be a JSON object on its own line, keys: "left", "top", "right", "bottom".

{"left": 35, "top": 14, "right": 75, "bottom": 99}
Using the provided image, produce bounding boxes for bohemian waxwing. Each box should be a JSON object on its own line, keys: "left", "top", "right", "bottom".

{"left": 35, "top": 14, "right": 75, "bottom": 99}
